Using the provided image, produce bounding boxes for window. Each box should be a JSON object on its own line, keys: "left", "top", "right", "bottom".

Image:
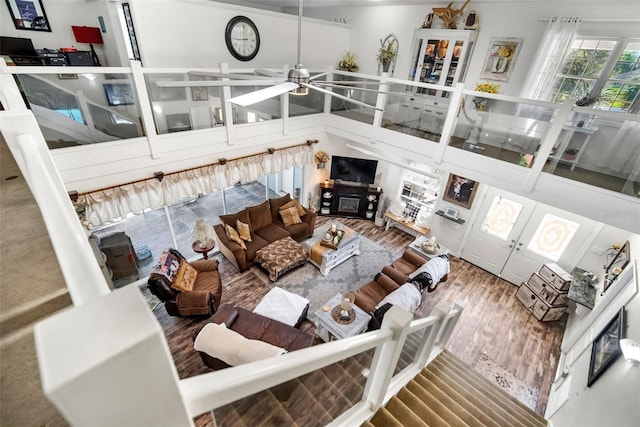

{"left": 527, "top": 213, "right": 579, "bottom": 261}
{"left": 549, "top": 38, "right": 640, "bottom": 113}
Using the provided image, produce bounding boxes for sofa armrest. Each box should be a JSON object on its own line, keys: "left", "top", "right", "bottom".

{"left": 214, "top": 224, "right": 249, "bottom": 271}
{"left": 382, "top": 265, "right": 409, "bottom": 285}
{"left": 301, "top": 206, "right": 317, "bottom": 226}
{"left": 176, "top": 291, "right": 214, "bottom": 316}
{"left": 190, "top": 259, "right": 219, "bottom": 272}
{"left": 401, "top": 248, "right": 427, "bottom": 268}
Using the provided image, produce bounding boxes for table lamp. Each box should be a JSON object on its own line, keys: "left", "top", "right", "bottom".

{"left": 71, "top": 25, "right": 103, "bottom": 66}
{"left": 191, "top": 219, "right": 214, "bottom": 248}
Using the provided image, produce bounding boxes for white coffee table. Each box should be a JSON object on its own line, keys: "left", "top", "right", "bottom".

{"left": 304, "top": 223, "right": 360, "bottom": 276}
{"left": 313, "top": 293, "right": 371, "bottom": 342}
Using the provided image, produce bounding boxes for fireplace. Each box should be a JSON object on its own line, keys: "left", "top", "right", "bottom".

{"left": 338, "top": 196, "right": 360, "bottom": 215}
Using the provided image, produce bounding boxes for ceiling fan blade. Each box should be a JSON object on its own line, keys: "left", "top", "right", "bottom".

{"left": 313, "top": 82, "right": 401, "bottom": 96}
{"left": 187, "top": 71, "right": 275, "bottom": 80}
{"left": 308, "top": 71, "right": 331, "bottom": 81}
{"left": 303, "top": 83, "right": 384, "bottom": 112}
{"left": 155, "top": 79, "right": 284, "bottom": 88}
{"left": 317, "top": 80, "right": 386, "bottom": 86}
{"left": 228, "top": 81, "right": 300, "bottom": 106}
{"left": 254, "top": 68, "right": 284, "bottom": 78}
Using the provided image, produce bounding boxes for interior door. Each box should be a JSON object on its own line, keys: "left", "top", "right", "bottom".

{"left": 460, "top": 189, "right": 536, "bottom": 276}
{"left": 499, "top": 205, "right": 597, "bottom": 285}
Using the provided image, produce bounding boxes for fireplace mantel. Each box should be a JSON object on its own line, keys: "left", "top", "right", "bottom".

{"left": 319, "top": 180, "right": 383, "bottom": 220}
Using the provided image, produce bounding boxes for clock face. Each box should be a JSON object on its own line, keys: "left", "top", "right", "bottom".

{"left": 225, "top": 16, "right": 260, "bottom": 61}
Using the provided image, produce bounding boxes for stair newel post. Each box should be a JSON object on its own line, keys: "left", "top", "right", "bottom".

{"left": 435, "top": 300, "right": 466, "bottom": 350}
{"left": 362, "top": 305, "right": 413, "bottom": 410}
{"left": 415, "top": 301, "right": 452, "bottom": 368}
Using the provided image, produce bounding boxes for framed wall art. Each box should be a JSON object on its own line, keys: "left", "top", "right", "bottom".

{"left": 5, "top": 0, "right": 51, "bottom": 31}
{"left": 480, "top": 37, "right": 523, "bottom": 83}
{"left": 587, "top": 307, "right": 625, "bottom": 387}
{"left": 103, "top": 83, "right": 135, "bottom": 106}
{"left": 442, "top": 173, "right": 478, "bottom": 209}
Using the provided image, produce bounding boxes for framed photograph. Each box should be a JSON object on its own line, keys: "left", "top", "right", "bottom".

{"left": 5, "top": 0, "right": 51, "bottom": 31}
{"left": 166, "top": 113, "right": 192, "bottom": 133}
{"left": 442, "top": 174, "right": 478, "bottom": 209}
{"left": 58, "top": 74, "right": 78, "bottom": 80}
{"left": 103, "top": 83, "right": 135, "bottom": 106}
{"left": 587, "top": 307, "right": 625, "bottom": 387}
{"left": 191, "top": 86, "right": 209, "bottom": 101}
{"left": 480, "top": 37, "right": 523, "bottom": 82}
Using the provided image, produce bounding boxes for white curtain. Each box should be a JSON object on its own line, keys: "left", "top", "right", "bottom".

{"left": 81, "top": 144, "right": 314, "bottom": 226}
{"left": 599, "top": 120, "right": 640, "bottom": 174}
{"left": 521, "top": 17, "right": 582, "bottom": 101}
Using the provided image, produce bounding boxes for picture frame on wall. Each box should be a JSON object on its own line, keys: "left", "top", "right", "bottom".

{"left": 5, "top": 0, "right": 51, "bottom": 31}
{"left": 480, "top": 37, "right": 523, "bottom": 83}
{"left": 191, "top": 86, "right": 209, "bottom": 102}
{"left": 103, "top": 83, "right": 135, "bottom": 106}
{"left": 166, "top": 113, "right": 192, "bottom": 133}
{"left": 587, "top": 307, "right": 625, "bottom": 387}
{"left": 442, "top": 173, "right": 478, "bottom": 209}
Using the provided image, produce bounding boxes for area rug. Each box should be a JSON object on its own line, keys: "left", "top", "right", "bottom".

{"left": 471, "top": 352, "right": 539, "bottom": 411}
{"left": 253, "top": 234, "right": 396, "bottom": 319}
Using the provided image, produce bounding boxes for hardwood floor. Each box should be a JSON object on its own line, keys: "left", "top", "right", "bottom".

{"left": 151, "top": 216, "right": 565, "bottom": 423}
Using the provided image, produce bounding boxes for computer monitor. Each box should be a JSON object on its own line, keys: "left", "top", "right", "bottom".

{"left": 0, "top": 36, "right": 37, "bottom": 57}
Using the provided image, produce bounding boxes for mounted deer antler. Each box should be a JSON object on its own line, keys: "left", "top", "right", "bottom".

{"left": 432, "top": 0, "right": 471, "bottom": 29}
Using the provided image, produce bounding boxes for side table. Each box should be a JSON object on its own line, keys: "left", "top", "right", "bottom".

{"left": 313, "top": 294, "right": 371, "bottom": 342}
{"left": 192, "top": 239, "right": 215, "bottom": 260}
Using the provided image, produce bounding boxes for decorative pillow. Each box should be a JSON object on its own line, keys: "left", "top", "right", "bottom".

{"left": 171, "top": 261, "right": 198, "bottom": 292}
{"left": 236, "top": 220, "right": 252, "bottom": 242}
{"left": 225, "top": 224, "right": 247, "bottom": 249}
{"left": 279, "top": 206, "right": 302, "bottom": 227}
{"left": 150, "top": 251, "right": 181, "bottom": 282}
{"left": 281, "top": 199, "right": 306, "bottom": 217}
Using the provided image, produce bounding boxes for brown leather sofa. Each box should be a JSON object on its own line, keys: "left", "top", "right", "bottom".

{"left": 147, "top": 249, "right": 222, "bottom": 317}
{"left": 352, "top": 249, "right": 449, "bottom": 314}
{"left": 213, "top": 194, "right": 316, "bottom": 272}
{"left": 194, "top": 304, "right": 315, "bottom": 371}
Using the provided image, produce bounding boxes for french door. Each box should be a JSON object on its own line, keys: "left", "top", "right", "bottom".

{"left": 462, "top": 188, "right": 597, "bottom": 285}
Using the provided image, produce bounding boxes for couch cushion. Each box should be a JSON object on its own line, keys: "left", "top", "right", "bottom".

{"left": 244, "top": 234, "right": 270, "bottom": 261}
{"left": 281, "top": 199, "right": 306, "bottom": 217}
{"left": 248, "top": 201, "right": 272, "bottom": 230}
{"left": 269, "top": 193, "right": 292, "bottom": 221}
{"left": 171, "top": 261, "right": 198, "bottom": 292}
{"left": 236, "top": 219, "right": 252, "bottom": 241}
{"left": 254, "top": 223, "right": 290, "bottom": 244}
{"left": 280, "top": 222, "right": 311, "bottom": 241}
{"left": 220, "top": 208, "right": 251, "bottom": 229}
{"left": 225, "top": 224, "right": 247, "bottom": 250}
{"left": 280, "top": 206, "right": 302, "bottom": 226}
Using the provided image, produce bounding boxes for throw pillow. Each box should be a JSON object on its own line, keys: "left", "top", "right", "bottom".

{"left": 236, "top": 220, "right": 252, "bottom": 242}
{"left": 171, "top": 261, "right": 199, "bottom": 292}
{"left": 279, "top": 206, "right": 302, "bottom": 226}
{"left": 225, "top": 224, "right": 247, "bottom": 250}
{"left": 281, "top": 199, "right": 306, "bottom": 217}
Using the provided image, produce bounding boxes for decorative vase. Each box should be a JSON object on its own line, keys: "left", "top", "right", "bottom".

{"left": 473, "top": 97, "right": 490, "bottom": 111}
{"left": 374, "top": 215, "right": 385, "bottom": 227}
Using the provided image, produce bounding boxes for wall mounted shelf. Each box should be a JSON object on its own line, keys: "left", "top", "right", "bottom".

{"left": 436, "top": 209, "right": 465, "bottom": 225}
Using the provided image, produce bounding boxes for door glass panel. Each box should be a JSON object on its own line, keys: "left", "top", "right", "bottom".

{"left": 480, "top": 196, "right": 524, "bottom": 240}
{"left": 527, "top": 213, "right": 580, "bottom": 261}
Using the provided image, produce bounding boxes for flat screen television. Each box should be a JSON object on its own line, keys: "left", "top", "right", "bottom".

{"left": 0, "top": 36, "right": 37, "bottom": 57}
{"left": 330, "top": 155, "right": 378, "bottom": 184}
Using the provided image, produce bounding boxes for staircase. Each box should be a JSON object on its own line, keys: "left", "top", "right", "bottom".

{"left": 364, "top": 350, "right": 547, "bottom": 427}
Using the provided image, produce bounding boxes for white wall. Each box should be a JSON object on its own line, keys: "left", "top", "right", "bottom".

{"left": 128, "top": 0, "right": 351, "bottom": 68}
{"left": 547, "top": 235, "right": 639, "bottom": 426}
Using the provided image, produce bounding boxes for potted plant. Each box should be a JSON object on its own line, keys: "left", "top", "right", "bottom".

{"left": 377, "top": 38, "right": 397, "bottom": 73}
{"left": 375, "top": 196, "right": 390, "bottom": 227}
{"left": 338, "top": 51, "right": 359, "bottom": 72}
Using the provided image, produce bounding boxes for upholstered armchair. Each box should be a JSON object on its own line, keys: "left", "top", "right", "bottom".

{"left": 147, "top": 249, "right": 222, "bottom": 317}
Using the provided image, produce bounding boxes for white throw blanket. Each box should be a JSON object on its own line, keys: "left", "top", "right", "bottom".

{"left": 375, "top": 283, "right": 422, "bottom": 313}
{"left": 194, "top": 323, "right": 286, "bottom": 366}
{"left": 253, "top": 287, "right": 309, "bottom": 327}
{"left": 408, "top": 256, "right": 450, "bottom": 283}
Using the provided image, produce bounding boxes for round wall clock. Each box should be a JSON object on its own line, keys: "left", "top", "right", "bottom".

{"left": 225, "top": 16, "right": 260, "bottom": 61}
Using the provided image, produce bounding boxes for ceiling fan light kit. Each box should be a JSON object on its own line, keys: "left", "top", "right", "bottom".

{"left": 288, "top": 65, "right": 310, "bottom": 95}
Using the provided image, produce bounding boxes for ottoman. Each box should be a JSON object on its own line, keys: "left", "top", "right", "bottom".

{"left": 255, "top": 236, "right": 308, "bottom": 282}
{"left": 253, "top": 287, "right": 310, "bottom": 328}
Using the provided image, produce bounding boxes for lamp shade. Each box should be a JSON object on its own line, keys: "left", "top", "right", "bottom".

{"left": 191, "top": 219, "right": 213, "bottom": 248}
{"left": 72, "top": 26, "right": 103, "bottom": 44}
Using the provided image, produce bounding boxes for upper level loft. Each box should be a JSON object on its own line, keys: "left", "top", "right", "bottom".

{"left": 1, "top": 60, "right": 638, "bottom": 233}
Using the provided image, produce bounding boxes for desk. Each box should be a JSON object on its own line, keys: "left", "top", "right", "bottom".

{"left": 384, "top": 212, "right": 430, "bottom": 237}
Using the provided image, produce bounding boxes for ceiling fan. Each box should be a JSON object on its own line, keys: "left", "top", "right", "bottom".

{"left": 155, "top": 0, "right": 385, "bottom": 111}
